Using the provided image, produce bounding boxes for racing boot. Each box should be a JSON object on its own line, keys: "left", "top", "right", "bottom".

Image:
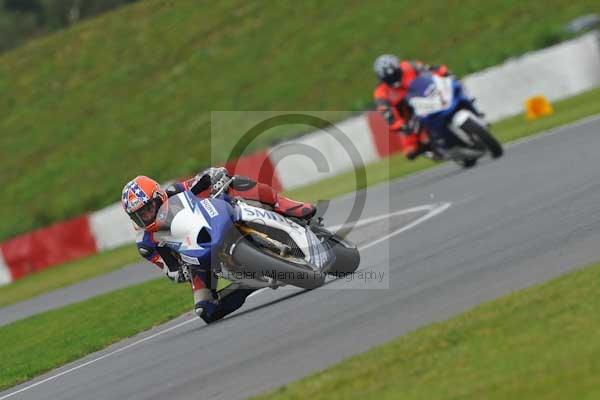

{"left": 230, "top": 178, "right": 315, "bottom": 220}
{"left": 420, "top": 142, "right": 444, "bottom": 162}
{"left": 273, "top": 195, "right": 316, "bottom": 220}
{"left": 195, "top": 288, "right": 257, "bottom": 324}
{"left": 194, "top": 299, "right": 218, "bottom": 322}
{"left": 191, "top": 269, "right": 218, "bottom": 322}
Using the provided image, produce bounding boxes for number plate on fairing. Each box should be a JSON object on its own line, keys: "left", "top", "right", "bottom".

{"left": 409, "top": 76, "right": 454, "bottom": 117}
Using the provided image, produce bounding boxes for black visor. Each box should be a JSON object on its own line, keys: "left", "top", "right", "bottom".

{"left": 382, "top": 69, "right": 402, "bottom": 86}
{"left": 129, "top": 198, "right": 161, "bottom": 229}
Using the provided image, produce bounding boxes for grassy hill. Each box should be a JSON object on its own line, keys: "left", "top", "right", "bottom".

{"left": 1, "top": 0, "right": 599, "bottom": 241}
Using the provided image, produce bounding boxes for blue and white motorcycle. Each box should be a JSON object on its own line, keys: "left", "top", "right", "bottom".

{"left": 152, "top": 177, "right": 360, "bottom": 295}
{"left": 406, "top": 73, "right": 503, "bottom": 168}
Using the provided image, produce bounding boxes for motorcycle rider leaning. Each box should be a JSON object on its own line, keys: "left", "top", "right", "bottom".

{"left": 121, "top": 168, "right": 316, "bottom": 323}
{"left": 373, "top": 54, "right": 450, "bottom": 160}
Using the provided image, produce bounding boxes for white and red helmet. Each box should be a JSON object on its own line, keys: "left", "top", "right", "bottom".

{"left": 121, "top": 176, "right": 167, "bottom": 231}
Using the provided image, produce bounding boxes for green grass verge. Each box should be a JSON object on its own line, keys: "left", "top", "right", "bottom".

{"left": 0, "top": 278, "right": 191, "bottom": 391}
{"left": 2, "top": 86, "right": 600, "bottom": 308}
{"left": 2, "top": 0, "right": 600, "bottom": 241}
{"left": 0, "top": 244, "right": 231, "bottom": 309}
{"left": 253, "top": 260, "right": 600, "bottom": 400}
{"left": 0, "top": 245, "right": 138, "bottom": 308}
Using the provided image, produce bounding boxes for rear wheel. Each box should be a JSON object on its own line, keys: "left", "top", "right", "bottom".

{"left": 462, "top": 118, "right": 503, "bottom": 158}
{"left": 323, "top": 235, "right": 360, "bottom": 277}
{"left": 231, "top": 239, "right": 325, "bottom": 290}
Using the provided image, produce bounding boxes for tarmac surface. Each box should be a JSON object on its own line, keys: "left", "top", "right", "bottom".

{"left": 3, "top": 115, "right": 600, "bottom": 400}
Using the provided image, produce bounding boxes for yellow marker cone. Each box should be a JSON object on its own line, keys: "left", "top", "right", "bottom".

{"left": 525, "top": 95, "right": 554, "bottom": 120}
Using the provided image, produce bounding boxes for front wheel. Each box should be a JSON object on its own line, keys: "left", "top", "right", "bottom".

{"left": 462, "top": 118, "right": 503, "bottom": 158}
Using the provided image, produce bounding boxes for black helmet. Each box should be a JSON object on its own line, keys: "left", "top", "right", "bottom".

{"left": 373, "top": 54, "right": 402, "bottom": 87}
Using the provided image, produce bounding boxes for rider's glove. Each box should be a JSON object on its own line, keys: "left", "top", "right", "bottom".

{"left": 164, "top": 265, "right": 189, "bottom": 283}
{"left": 400, "top": 117, "right": 420, "bottom": 134}
{"left": 189, "top": 167, "right": 229, "bottom": 195}
{"left": 164, "top": 267, "right": 180, "bottom": 282}
{"left": 204, "top": 167, "right": 229, "bottom": 195}
{"left": 204, "top": 167, "right": 228, "bottom": 182}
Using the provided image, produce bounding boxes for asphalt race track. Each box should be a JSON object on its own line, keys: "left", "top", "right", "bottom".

{"left": 3, "top": 115, "right": 600, "bottom": 400}
{"left": 0, "top": 264, "right": 162, "bottom": 327}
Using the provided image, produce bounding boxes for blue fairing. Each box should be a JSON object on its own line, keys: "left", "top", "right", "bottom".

{"left": 407, "top": 74, "right": 478, "bottom": 149}
{"left": 178, "top": 192, "right": 235, "bottom": 266}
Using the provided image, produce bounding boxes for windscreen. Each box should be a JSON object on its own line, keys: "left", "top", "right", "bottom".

{"left": 155, "top": 195, "right": 185, "bottom": 231}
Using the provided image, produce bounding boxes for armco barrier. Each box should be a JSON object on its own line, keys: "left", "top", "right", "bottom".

{"left": 271, "top": 115, "right": 378, "bottom": 189}
{"left": 1, "top": 31, "right": 599, "bottom": 285}
{"left": 463, "top": 30, "right": 600, "bottom": 122}
{"left": 365, "top": 111, "right": 403, "bottom": 158}
{"left": 224, "top": 149, "right": 282, "bottom": 191}
{"left": 89, "top": 203, "right": 136, "bottom": 252}
{"left": 0, "top": 216, "right": 97, "bottom": 282}
{"left": 0, "top": 251, "right": 11, "bottom": 285}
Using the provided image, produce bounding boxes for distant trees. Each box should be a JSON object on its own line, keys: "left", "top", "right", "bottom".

{"left": 0, "top": 0, "right": 139, "bottom": 52}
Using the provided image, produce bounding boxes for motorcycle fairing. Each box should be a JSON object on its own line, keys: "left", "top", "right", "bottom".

{"left": 235, "top": 201, "right": 334, "bottom": 269}
{"left": 154, "top": 191, "right": 234, "bottom": 266}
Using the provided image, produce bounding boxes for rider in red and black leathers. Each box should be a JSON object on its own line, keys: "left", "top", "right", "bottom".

{"left": 373, "top": 54, "right": 450, "bottom": 159}
{"left": 123, "top": 168, "right": 315, "bottom": 323}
